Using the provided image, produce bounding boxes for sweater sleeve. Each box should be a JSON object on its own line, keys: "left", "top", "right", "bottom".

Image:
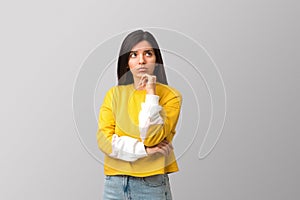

{"left": 96, "top": 88, "right": 147, "bottom": 162}
{"left": 138, "top": 91, "right": 182, "bottom": 147}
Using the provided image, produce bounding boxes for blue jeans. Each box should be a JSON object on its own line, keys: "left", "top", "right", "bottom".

{"left": 103, "top": 174, "right": 172, "bottom": 200}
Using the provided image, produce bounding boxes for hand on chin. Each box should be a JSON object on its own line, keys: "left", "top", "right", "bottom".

{"left": 137, "top": 74, "right": 156, "bottom": 94}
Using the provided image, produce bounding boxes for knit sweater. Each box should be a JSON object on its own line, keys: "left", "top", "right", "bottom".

{"left": 97, "top": 83, "right": 182, "bottom": 177}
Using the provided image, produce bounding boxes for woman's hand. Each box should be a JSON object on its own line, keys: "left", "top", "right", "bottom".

{"left": 138, "top": 74, "right": 156, "bottom": 95}
{"left": 145, "top": 139, "right": 173, "bottom": 156}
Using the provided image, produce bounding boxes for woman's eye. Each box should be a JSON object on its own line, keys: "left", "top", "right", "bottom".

{"left": 145, "top": 51, "right": 153, "bottom": 56}
{"left": 129, "top": 52, "right": 137, "bottom": 58}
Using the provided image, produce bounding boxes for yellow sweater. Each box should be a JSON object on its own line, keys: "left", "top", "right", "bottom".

{"left": 97, "top": 83, "right": 182, "bottom": 177}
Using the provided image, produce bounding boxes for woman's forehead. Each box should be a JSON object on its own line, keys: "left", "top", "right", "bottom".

{"left": 131, "top": 40, "right": 153, "bottom": 51}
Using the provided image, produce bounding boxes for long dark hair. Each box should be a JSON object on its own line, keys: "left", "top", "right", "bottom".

{"left": 117, "top": 30, "right": 168, "bottom": 85}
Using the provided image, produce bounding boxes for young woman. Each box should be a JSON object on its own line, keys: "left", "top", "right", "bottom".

{"left": 97, "top": 30, "right": 182, "bottom": 200}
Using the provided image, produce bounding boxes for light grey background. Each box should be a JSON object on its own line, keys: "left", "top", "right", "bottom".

{"left": 1, "top": 0, "right": 299, "bottom": 199}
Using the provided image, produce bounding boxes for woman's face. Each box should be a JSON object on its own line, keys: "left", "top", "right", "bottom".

{"left": 128, "top": 40, "right": 156, "bottom": 79}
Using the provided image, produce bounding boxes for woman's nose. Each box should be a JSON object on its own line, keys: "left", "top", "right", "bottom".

{"left": 139, "top": 54, "right": 145, "bottom": 64}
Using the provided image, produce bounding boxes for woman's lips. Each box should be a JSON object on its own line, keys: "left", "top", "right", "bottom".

{"left": 137, "top": 67, "right": 147, "bottom": 72}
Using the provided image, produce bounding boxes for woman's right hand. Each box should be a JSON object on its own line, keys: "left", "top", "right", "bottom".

{"left": 145, "top": 139, "right": 173, "bottom": 156}
{"left": 138, "top": 74, "right": 156, "bottom": 95}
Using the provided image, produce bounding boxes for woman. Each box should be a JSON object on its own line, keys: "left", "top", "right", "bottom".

{"left": 97, "top": 30, "right": 182, "bottom": 200}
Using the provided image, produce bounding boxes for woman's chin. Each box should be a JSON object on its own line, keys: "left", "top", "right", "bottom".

{"left": 137, "top": 72, "right": 147, "bottom": 77}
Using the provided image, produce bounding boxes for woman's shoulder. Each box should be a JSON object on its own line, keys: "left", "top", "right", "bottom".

{"left": 156, "top": 83, "right": 182, "bottom": 97}
{"left": 156, "top": 83, "right": 182, "bottom": 104}
{"left": 105, "top": 84, "right": 133, "bottom": 95}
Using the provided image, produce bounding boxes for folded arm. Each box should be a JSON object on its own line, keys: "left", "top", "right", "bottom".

{"left": 96, "top": 88, "right": 147, "bottom": 162}
{"left": 139, "top": 93, "right": 182, "bottom": 147}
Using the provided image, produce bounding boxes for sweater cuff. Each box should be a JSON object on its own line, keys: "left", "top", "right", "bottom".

{"left": 145, "top": 94, "right": 159, "bottom": 105}
{"left": 136, "top": 142, "right": 148, "bottom": 157}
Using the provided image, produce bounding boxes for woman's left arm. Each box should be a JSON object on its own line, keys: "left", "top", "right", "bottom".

{"left": 139, "top": 92, "right": 182, "bottom": 147}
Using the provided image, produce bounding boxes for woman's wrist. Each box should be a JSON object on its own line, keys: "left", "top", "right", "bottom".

{"left": 145, "top": 146, "right": 151, "bottom": 155}
{"left": 145, "top": 83, "right": 156, "bottom": 95}
{"left": 146, "top": 88, "right": 156, "bottom": 95}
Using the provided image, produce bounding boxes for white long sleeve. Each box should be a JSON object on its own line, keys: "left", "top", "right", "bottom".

{"left": 109, "top": 134, "right": 148, "bottom": 162}
{"left": 139, "top": 94, "right": 164, "bottom": 142}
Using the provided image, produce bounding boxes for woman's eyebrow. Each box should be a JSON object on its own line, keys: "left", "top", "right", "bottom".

{"left": 130, "top": 49, "right": 154, "bottom": 53}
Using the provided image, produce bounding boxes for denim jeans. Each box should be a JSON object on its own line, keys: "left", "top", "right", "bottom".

{"left": 103, "top": 174, "right": 172, "bottom": 200}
